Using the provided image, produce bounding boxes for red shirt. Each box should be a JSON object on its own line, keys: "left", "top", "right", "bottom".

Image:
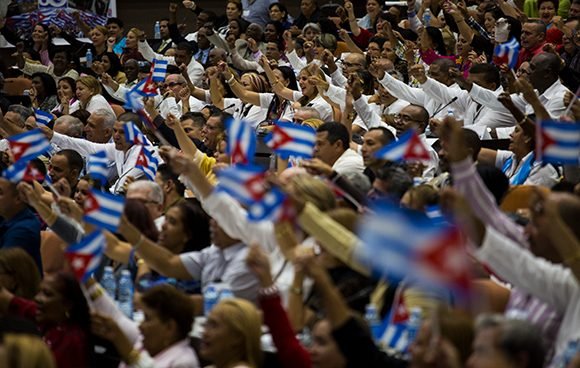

{"left": 9, "top": 297, "right": 89, "bottom": 368}
{"left": 517, "top": 41, "right": 546, "bottom": 68}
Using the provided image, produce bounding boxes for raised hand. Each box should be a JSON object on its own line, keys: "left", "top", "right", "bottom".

{"left": 182, "top": 0, "right": 196, "bottom": 10}
{"left": 165, "top": 113, "right": 180, "bottom": 129}
{"left": 302, "top": 158, "right": 333, "bottom": 177}
{"left": 107, "top": 37, "right": 116, "bottom": 49}
{"left": 169, "top": 2, "right": 178, "bottom": 13}
{"left": 409, "top": 63, "right": 427, "bottom": 84}
{"left": 247, "top": 37, "right": 258, "bottom": 53}
{"left": 245, "top": 244, "right": 273, "bottom": 287}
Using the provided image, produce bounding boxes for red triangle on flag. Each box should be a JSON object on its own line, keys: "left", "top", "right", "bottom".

{"left": 392, "top": 294, "right": 410, "bottom": 324}
{"left": 244, "top": 173, "right": 266, "bottom": 200}
{"left": 416, "top": 228, "right": 471, "bottom": 292}
{"left": 84, "top": 192, "right": 99, "bottom": 214}
{"left": 9, "top": 141, "right": 31, "bottom": 162}
{"left": 65, "top": 253, "right": 92, "bottom": 281}
{"left": 539, "top": 128, "right": 557, "bottom": 154}
{"left": 231, "top": 144, "right": 248, "bottom": 165}
{"left": 23, "top": 165, "right": 45, "bottom": 183}
{"left": 268, "top": 126, "right": 293, "bottom": 150}
{"left": 403, "top": 132, "right": 430, "bottom": 161}
{"left": 136, "top": 148, "right": 147, "bottom": 166}
{"left": 142, "top": 76, "right": 157, "bottom": 95}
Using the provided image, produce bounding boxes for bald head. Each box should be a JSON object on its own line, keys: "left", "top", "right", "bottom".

{"left": 528, "top": 52, "right": 561, "bottom": 93}
{"left": 343, "top": 53, "right": 367, "bottom": 74}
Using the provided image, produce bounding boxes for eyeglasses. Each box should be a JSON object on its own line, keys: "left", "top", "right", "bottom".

{"left": 166, "top": 82, "right": 184, "bottom": 87}
{"left": 394, "top": 114, "right": 421, "bottom": 123}
{"left": 343, "top": 62, "right": 363, "bottom": 68}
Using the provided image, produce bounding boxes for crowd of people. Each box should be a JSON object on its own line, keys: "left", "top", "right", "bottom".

{"left": 0, "top": 0, "right": 579, "bottom": 367}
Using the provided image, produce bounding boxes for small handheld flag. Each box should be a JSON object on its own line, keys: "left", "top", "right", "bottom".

{"left": 226, "top": 118, "right": 256, "bottom": 165}
{"left": 34, "top": 109, "right": 53, "bottom": 126}
{"left": 536, "top": 120, "right": 580, "bottom": 165}
{"left": 264, "top": 121, "right": 316, "bottom": 159}
{"left": 356, "top": 200, "right": 471, "bottom": 294}
{"left": 151, "top": 59, "right": 169, "bottom": 82}
{"left": 215, "top": 164, "right": 267, "bottom": 205}
{"left": 87, "top": 151, "right": 109, "bottom": 184}
{"left": 83, "top": 189, "right": 125, "bottom": 232}
{"left": 7, "top": 128, "right": 51, "bottom": 163}
{"left": 374, "top": 130, "right": 430, "bottom": 163}
{"left": 65, "top": 230, "right": 106, "bottom": 282}
{"left": 493, "top": 37, "right": 520, "bottom": 70}
{"left": 124, "top": 121, "right": 147, "bottom": 145}
{"left": 2, "top": 160, "right": 45, "bottom": 183}
{"left": 135, "top": 146, "right": 159, "bottom": 180}
{"left": 247, "top": 187, "right": 294, "bottom": 222}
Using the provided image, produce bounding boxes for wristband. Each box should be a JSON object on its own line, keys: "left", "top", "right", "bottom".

{"left": 226, "top": 75, "right": 235, "bottom": 84}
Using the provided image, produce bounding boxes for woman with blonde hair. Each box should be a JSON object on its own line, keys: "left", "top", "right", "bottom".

{"left": 0, "top": 334, "right": 56, "bottom": 368}
{"left": 70, "top": 75, "right": 115, "bottom": 115}
{"left": 0, "top": 248, "right": 41, "bottom": 300}
{"left": 120, "top": 28, "right": 145, "bottom": 64}
{"left": 200, "top": 298, "right": 263, "bottom": 368}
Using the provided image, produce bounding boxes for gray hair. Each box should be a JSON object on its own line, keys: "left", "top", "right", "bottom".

{"left": 7, "top": 105, "right": 34, "bottom": 127}
{"left": 54, "top": 115, "right": 84, "bottom": 138}
{"left": 343, "top": 171, "right": 371, "bottom": 194}
{"left": 91, "top": 108, "right": 116, "bottom": 130}
{"left": 295, "top": 106, "right": 321, "bottom": 120}
{"left": 303, "top": 22, "right": 321, "bottom": 35}
{"left": 127, "top": 180, "right": 164, "bottom": 205}
{"left": 474, "top": 313, "right": 506, "bottom": 331}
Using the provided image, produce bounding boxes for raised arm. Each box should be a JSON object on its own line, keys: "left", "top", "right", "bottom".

{"left": 219, "top": 62, "right": 261, "bottom": 106}
{"left": 261, "top": 56, "right": 296, "bottom": 102}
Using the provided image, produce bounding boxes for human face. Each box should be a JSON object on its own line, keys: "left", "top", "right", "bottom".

{"left": 159, "top": 206, "right": 188, "bottom": 252}
{"left": 214, "top": 140, "right": 229, "bottom": 164}
{"left": 382, "top": 41, "right": 397, "bottom": 61}
{"left": 31, "top": 76, "right": 45, "bottom": 98}
{"left": 90, "top": 28, "right": 107, "bottom": 46}
{"left": 265, "top": 42, "right": 281, "bottom": 60}
{"left": 269, "top": 5, "right": 284, "bottom": 22}
{"left": 165, "top": 74, "right": 184, "bottom": 95}
{"left": 0, "top": 179, "right": 18, "bottom": 218}
{"left": 181, "top": 119, "right": 202, "bottom": 140}
{"left": 112, "top": 121, "right": 132, "bottom": 152}
{"left": 74, "top": 179, "right": 90, "bottom": 208}
{"left": 126, "top": 31, "right": 138, "bottom": 49}
{"left": 392, "top": 106, "right": 425, "bottom": 136}
{"left": 520, "top": 23, "right": 545, "bottom": 49}
{"left": 361, "top": 129, "right": 387, "bottom": 167}
{"left": 53, "top": 51, "right": 68, "bottom": 72}
{"left": 175, "top": 49, "right": 192, "bottom": 67}
{"left": 313, "top": 131, "right": 341, "bottom": 166}
{"left": 107, "top": 22, "right": 123, "bottom": 39}
{"left": 304, "top": 28, "right": 319, "bottom": 42}
{"left": 159, "top": 20, "right": 170, "bottom": 39}
{"left": 484, "top": 12, "right": 496, "bottom": 33}
{"left": 101, "top": 55, "right": 111, "bottom": 72}
{"left": 516, "top": 61, "right": 531, "bottom": 79}
{"left": 229, "top": 20, "right": 241, "bottom": 37}
{"left": 76, "top": 82, "right": 93, "bottom": 104}
{"left": 196, "top": 13, "right": 209, "bottom": 31}
{"left": 272, "top": 69, "right": 288, "bottom": 88}
{"left": 200, "top": 303, "right": 242, "bottom": 363}
{"left": 427, "top": 64, "right": 450, "bottom": 85}
{"left": 264, "top": 24, "right": 278, "bottom": 42}
{"left": 571, "top": 2, "right": 580, "bottom": 18}
{"left": 139, "top": 304, "right": 173, "bottom": 356}
{"left": 226, "top": 2, "right": 241, "bottom": 20}
{"left": 34, "top": 275, "right": 68, "bottom": 325}
{"left": 48, "top": 154, "right": 73, "bottom": 184}
{"left": 539, "top": 1, "right": 556, "bottom": 23}
{"left": 246, "top": 24, "right": 262, "bottom": 43}
{"left": 467, "top": 327, "right": 512, "bottom": 368}
{"left": 201, "top": 116, "right": 222, "bottom": 149}
{"left": 456, "top": 35, "right": 472, "bottom": 57}
{"left": 366, "top": 0, "right": 380, "bottom": 16}
{"left": 298, "top": 71, "right": 315, "bottom": 97}
{"left": 31, "top": 25, "right": 47, "bottom": 43}
{"left": 367, "top": 42, "right": 382, "bottom": 59}
{"left": 508, "top": 124, "right": 531, "bottom": 156}
{"left": 309, "top": 320, "right": 347, "bottom": 368}
{"left": 84, "top": 113, "right": 107, "bottom": 143}
{"left": 301, "top": 0, "right": 316, "bottom": 17}
{"left": 124, "top": 61, "right": 139, "bottom": 81}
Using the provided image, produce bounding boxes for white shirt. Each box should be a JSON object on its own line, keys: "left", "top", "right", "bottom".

{"left": 495, "top": 150, "right": 560, "bottom": 188}
{"left": 223, "top": 97, "right": 268, "bottom": 129}
{"left": 419, "top": 133, "right": 440, "bottom": 179}
{"left": 259, "top": 93, "right": 294, "bottom": 122}
{"left": 291, "top": 91, "right": 333, "bottom": 122}
{"left": 352, "top": 95, "right": 407, "bottom": 134}
{"left": 422, "top": 78, "right": 516, "bottom": 131}
{"left": 69, "top": 94, "right": 115, "bottom": 116}
{"left": 332, "top": 149, "right": 365, "bottom": 176}
{"left": 50, "top": 132, "right": 163, "bottom": 194}
{"left": 476, "top": 226, "right": 580, "bottom": 368}
{"left": 138, "top": 40, "right": 205, "bottom": 87}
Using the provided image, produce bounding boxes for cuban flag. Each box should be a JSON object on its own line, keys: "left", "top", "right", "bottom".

{"left": 151, "top": 59, "right": 169, "bottom": 82}
{"left": 355, "top": 200, "right": 471, "bottom": 294}
{"left": 378, "top": 293, "right": 411, "bottom": 353}
{"left": 87, "top": 151, "right": 109, "bottom": 184}
{"left": 34, "top": 109, "right": 53, "bottom": 126}
{"left": 124, "top": 121, "right": 147, "bottom": 145}
{"left": 493, "top": 37, "right": 520, "bottom": 70}
{"left": 2, "top": 160, "right": 45, "bottom": 183}
{"left": 226, "top": 118, "right": 256, "bottom": 165}
{"left": 215, "top": 164, "right": 267, "bottom": 205}
{"left": 247, "top": 187, "right": 294, "bottom": 222}
{"left": 7, "top": 129, "right": 51, "bottom": 163}
{"left": 135, "top": 146, "right": 159, "bottom": 180}
{"left": 83, "top": 189, "right": 125, "bottom": 232}
{"left": 536, "top": 120, "right": 580, "bottom": 165}
{"left": 134, "top": 75, "right": 158, "bottom": 97}
{"left": 374, "top": 130, "right": 430, "bottom": 163}
{"left": 65, "top": 231, "right": 106, "bottom": 282}
{"left": 264, "top": 121, "right": 316, "bottom": 159}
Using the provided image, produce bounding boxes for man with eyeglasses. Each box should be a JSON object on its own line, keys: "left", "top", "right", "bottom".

{"left": 324, "top": 52, "right": 367, "bottom": 88}
{"left": 126, "top": 180, "right": 165, "bottom": 230}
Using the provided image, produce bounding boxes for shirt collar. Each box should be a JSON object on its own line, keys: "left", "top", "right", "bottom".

{"left": 221, "top": 242, "right": 245, "bottom": 262}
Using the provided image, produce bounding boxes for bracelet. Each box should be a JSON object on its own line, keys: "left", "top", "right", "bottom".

{"left": 226, "top": 75, "right": 235, "bottom": 84}
{"left": 564, "top": 252, "right": 580, "bottom": 266}
{"left": 289, "top": 286, "right": 303, "bottom": 295}
{"left": 134, "top": 235, "right": 145, "bottom": 250}
{"left": 259, "top": 285, "right": 279, "bottom": 297}
{"left": 136, "top": 259, "right": 146, "bottom": 267}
